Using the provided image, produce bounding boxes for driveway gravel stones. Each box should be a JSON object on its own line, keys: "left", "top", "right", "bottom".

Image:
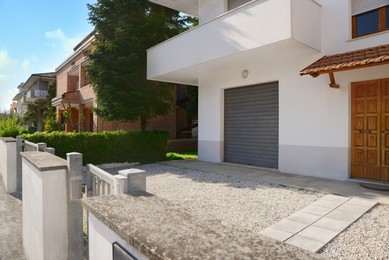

{"left": 104, "top": 162, "right": 389, "bottom": 259}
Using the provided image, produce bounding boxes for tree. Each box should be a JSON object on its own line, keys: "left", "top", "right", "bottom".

{"left": 87, "top": 0, "right": 196, "bottom": 130}
{"left": 22, "top": 100, "right": 46, "bottom": 132}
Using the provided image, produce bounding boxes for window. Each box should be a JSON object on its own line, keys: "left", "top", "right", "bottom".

{"left": 228, "top": 0, "right": 251, "bottom": 11}
{"left": 352, "top": 5, "right": 389, "bottom": 38}
{"left": 387, "top": 6, "right": 389, "bottom": 28}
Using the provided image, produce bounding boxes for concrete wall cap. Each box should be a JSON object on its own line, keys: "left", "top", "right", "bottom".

{"left": 118, "top": 169, "right": 145, "bottom": 175}
{"left": 21, "top": 152, "right": 67, "bottom": 171}
{"left": 0, "top": 137, "right": 16, "bottom": 142}
{"left": 83, "top": 194, "right": 321, "bottom": 260}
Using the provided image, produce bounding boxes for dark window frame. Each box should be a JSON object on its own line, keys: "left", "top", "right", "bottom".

{"left": 352, "top": 5, "right": 389, "bottom": 38}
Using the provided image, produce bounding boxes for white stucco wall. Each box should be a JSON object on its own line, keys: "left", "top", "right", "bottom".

{"left": 149, "top": 0, "right": 389, "bottom": 181}
{"left": 22, "top": 158, "right": 68, "bottom": 260}
{"left": 198, "top": 0, "right": 227, "bottom": 24}
{"left": 318, "top": 0, "right": 389, "bottom": 54}
{"left": 0, "top": 139, "right": 17, "bottom": 193}
{"left": 198, "top": 49, "right": 389, "bottom": 180}
{"left": 88, "top": 213, "right": 148, "bottom": 260}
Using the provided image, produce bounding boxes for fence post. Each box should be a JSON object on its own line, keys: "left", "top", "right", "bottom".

{"left": 113, "top": 175, "right": 127, "bottom": 194}
{"left": 46, "top": 147, "right": 55, "bottom": 155}
{"left": 37, "top": 142, "right": 47, "bottom": 152}
{"left": 119, "top": 169, "right": 146, "bottom": 194}
{"left": 16, "top": 135, "right": 22, "bottom": 191}
{"left": 66, "top": 152, "right": 83, "bottom": 260}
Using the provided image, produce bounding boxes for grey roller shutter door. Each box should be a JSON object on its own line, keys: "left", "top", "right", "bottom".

{"left": 224, "top": 82, "right": 279, "bottom": 168}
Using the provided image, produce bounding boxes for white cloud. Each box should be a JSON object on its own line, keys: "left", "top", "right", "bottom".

{"left": 0, "top": 50, "right": 17, "bottom": 70}
{"left": 45, "top": 28, "right": 82, "bottom": 52}
{"left": 0, "top": 88, "right": 18, "bottom": 113}
{"left": 22, "top": 59, "right": 30, "bottom": 69}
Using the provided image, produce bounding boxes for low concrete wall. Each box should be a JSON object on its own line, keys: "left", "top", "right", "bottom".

{"left": 0, "top": 137, "right": 17, "bottom": 193}
{"left": 83, "top": 194, "right": 321, "bottom": 259}
{"left": 22, "top": 152, "right": 83, "bottom": 260}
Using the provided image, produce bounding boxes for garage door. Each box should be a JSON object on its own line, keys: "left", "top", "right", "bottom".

{"left": 224, "top": 82, "right": 279, "bottom": 168}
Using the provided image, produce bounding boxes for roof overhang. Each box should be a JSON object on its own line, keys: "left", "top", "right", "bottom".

{"left": 300, "top": 44, "right": 389, "bottom": 88}
{"left": 12, "top": 91, "right": 26, "bottom": 101}
{"left": 23, "top": 72, "right": 55, "bottom": 89}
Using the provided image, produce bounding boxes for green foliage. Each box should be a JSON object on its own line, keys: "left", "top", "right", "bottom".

{"left": 22, "top": 99, "right": 46, "bottom": 132}
{"left": 0, "top": 115, "right": 25, "bottom": 137}
{"left": 44, "top": 81, "right": 62, "bottom": 132}
{"left": 166, "top": 152, "right": 198, "bottom": 161}
{"left": 22, "top": 130, "right": 168, "bottom": 164}
{"left": 87, "top": 0, "right": 197, "bottom": 130}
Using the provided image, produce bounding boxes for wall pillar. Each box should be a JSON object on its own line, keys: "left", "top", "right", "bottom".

{"left": 0, "top": 137, "right": 17, "bottom": 193}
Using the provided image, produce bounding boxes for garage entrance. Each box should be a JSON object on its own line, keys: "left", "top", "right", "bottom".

{"left": 224, "top": 82, "right": 279, "bottom": 168}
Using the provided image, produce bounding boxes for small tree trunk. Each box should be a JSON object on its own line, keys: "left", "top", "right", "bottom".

{"left": 37, "top": 108, "right": 44, "bottom": 132}
{"left": 140, "top": 116, "right": 147, "bottom": 131}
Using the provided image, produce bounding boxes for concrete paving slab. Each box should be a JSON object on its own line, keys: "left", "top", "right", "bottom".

{"left": 311, "top": 217, "right": 350, "bottom": 232}
{"left": 296, "top": 226, "right": 338, "bottom": 244}
{"left": 346, "top": 197, "right": 377, "bottom": 208}
{"left": 320, "top": 194, "right": 350, "bottom": 203}
{"left": 310, "top": 198, "right": 347, "bottom": 209}
{"left": 325, "top": 209, "right": 362, "bottom": 222}
{"left": 286, "top": 211, "right": 321, "bottom": 225}
{"left": 259, "top": 227, "right": 294, "bottom": 241}
{"left": 271, "top": 219, "right": 307, "bottom": 234}
{"left": 257, "top": 194, "right": 377, "bottom": 253}
{"left": 336, "top": 203, "right": 374, "bottom": 215}
{"left": 301, "top": 205, "right": 333, "bottom": 216}
{"left": 286, "top": 235, "right": 325, "bottom": 253}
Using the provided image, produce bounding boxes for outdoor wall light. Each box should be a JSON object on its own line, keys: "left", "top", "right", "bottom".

{"left": 242, "top": 69, "right": 249, "bottom": 79}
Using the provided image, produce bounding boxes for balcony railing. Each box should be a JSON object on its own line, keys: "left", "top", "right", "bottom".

{"left": 26, "top": 90, "right": 48, "bottom": 101}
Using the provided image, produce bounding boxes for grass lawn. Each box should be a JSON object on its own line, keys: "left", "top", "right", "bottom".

{"left": 166, "top": 152, "right": 198, "bottom": 160}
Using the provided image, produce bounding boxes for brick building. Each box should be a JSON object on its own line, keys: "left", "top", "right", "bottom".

{"left": 53, "top": 31, "right": 190, "bottom": 139}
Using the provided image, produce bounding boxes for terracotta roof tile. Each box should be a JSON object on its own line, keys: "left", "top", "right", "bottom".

{"left": 300, "top": 44, "right": 389, "bottom": 76}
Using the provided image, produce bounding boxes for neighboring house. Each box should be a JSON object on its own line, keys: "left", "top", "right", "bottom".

{"left": 12, "top": 83, "right": 28, "bottom": 118}
{"left": 53, "top": 31, "right": 191, "bottom": 139}
{"left": 9, "top": 102, "right": 17, "bottom": 114}
{"left": 12, "top": 73, "right": 55, "bottom": 130}
{"left": 147, "top": 0, "right": 389, "bottom": 182}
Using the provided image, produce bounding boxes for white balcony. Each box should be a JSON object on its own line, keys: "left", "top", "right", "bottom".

{"left": 26, "top": 89, "right": 48, "bottom": 102}
{"left": 147, "top": 0, "right": 321, "bottom": 85}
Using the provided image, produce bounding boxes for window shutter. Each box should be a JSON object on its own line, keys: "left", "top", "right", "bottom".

{"left": 228, "top": 0, "right": 252, "bottom": 11}
{"left": 352, "top": 0, "right": 389, "bottom": 15}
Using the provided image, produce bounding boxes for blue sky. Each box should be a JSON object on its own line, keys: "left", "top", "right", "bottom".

{"left": 0, "top": 0, "right": 96, "bottom": 111}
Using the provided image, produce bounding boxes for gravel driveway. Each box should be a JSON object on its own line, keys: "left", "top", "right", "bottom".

{"left": 132, "top": 163, "right": 388, "bottom": 260}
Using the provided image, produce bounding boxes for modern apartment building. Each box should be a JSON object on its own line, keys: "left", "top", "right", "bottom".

{"left": 53, "top": 31, "right": 191, "bottom": 138}
{"left": 147, "top": 0, "right": 389, "bottom": 182}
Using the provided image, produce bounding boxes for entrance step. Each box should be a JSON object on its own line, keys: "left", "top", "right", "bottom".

{"left": 259, "top": 194, "right": 377, "bottom": 253}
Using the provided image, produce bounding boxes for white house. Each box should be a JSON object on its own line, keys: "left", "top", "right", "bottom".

{"left": 147, "top": 0, "right": 389, "bottom": 182}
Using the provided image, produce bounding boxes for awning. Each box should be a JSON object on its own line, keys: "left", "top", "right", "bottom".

{"left": 300, "top": 44, "right": 389, "bottom": 88}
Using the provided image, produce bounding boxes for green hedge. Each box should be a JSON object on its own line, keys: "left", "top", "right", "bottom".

{"left": 21, "top": 130, "right": 168, "bottom": 165}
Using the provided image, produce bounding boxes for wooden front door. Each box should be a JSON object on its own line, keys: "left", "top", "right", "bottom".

{"left": 351, "top": 78, "right": 389, "bottom": 181}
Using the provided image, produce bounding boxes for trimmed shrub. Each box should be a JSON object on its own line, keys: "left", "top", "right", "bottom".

{"left": 0, "top": 115, "right": 25, "bottom": 137}
{"left": 22, "top": 130, "right": 168, "bottom": 165}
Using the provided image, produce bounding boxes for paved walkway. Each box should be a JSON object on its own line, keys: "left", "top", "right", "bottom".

{"left": 259, "top": 194, "right": 376, "bottom": 252}
{"left": 0, "top": 178, "right": 24, "bottom": 260}
{"left": 162, "top": 160, "right": 389, "bottom": 205}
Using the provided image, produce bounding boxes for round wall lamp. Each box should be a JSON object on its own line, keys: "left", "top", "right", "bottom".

{"left": 242, "top": 69, "right": 249, "bottom": 79}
